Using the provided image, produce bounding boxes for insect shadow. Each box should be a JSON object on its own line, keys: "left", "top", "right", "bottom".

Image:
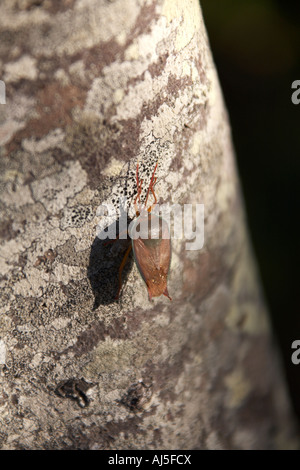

{"left": 87, "top": 164, "right": 137, "bottom": 308}
{"left": 87, "top": 215, "right": 133, "bottom": 308}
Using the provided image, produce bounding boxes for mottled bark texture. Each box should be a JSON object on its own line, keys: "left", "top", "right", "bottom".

{"left": 0, "top": 0, "right": 297, "bottom": 450}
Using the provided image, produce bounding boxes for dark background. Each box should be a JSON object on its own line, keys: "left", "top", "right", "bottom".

{"left": 200, "top": 0, "right": 300, "bottom": 424}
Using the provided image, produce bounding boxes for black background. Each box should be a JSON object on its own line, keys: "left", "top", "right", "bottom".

{"left": 201, "top": 0, "right": 300, "bottom": 424}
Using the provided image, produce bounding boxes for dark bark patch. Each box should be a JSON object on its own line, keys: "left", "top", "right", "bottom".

{"left": 13, "top": 0, "right": 76, "bottom": 13}
{"left": 0, "top": 218, "right": 19, "bottom": 241}
{"left": 127, "top": 1, "right": 158, "bottom": 42}
{"left": 44, "top": 0, "right": 76, "bottom": 15}
{"left": 61, "top": 317, "right": 132, "bottom": 358}
{"left": 6, "top": 83, "right": 86, "bottom": 154}
{"left": 147, "top": 52, "right": 169, "bottom": 79}
{"left": 80, "top": 39, "right": 123, "bottom": 76}
{"left": 143, "top": 344, "right": 195, "bottom": 405}
{"left": 167, "top": 73, "right": 192, "bottom": 98}
{"left": 65, "top": 116, "right": 123, "bottom": 189}
{"left": 60, "top": 304, "right": 164, "bottom": 359}
{"left": 61, "top": 416, "right": 146, "bottom": 450}
{"left": 194, "top": 51, "right": 207, "bottom": 86}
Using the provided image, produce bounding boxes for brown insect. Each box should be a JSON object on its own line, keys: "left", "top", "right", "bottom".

{"left": 115, "top": 161, "right": 171, "bottom": 301}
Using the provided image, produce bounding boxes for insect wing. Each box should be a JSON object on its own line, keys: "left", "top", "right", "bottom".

{"left": 131, "top": 215, "right": 171, "bottom": 299}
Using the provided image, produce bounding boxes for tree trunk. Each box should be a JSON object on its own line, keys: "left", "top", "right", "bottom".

{"left": 0, "top": 0, "right": 297, "bottom": 449}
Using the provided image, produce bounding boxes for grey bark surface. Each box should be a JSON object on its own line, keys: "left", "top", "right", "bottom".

{"left": 0, "top": 0, "right": 298, "bottom": 449}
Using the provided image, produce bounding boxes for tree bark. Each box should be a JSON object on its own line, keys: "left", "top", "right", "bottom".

{"left": 0, "top": 0, "right": 297, "bottom": 449}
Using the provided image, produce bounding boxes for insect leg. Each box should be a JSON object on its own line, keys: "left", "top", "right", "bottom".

{"left": 145, "top": 162, "right": 158, "bottom": 208}
{"left": 134, "top": 162, "right": 143, "bottom": 214}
